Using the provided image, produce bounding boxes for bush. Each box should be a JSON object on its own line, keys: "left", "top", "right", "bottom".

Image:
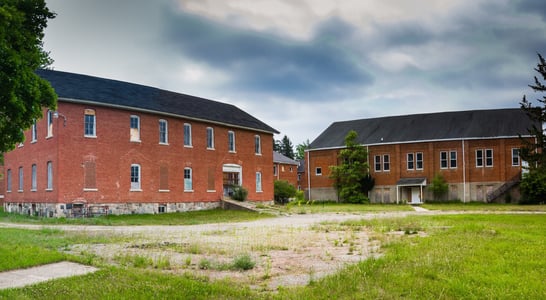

{"left": 428, "top": 173, "right": 448, "bottom": 201}
{"left": 274, "top": 180, "right": 296, "bottom": 204}
{"left": 231, "top": 186, "right": 248, "bottom": 201}
{"left": 231, "top": 254, "right": 256, "bottom": 270}
{"left": 519, "top": 171, "right": 546, "bottom": 204}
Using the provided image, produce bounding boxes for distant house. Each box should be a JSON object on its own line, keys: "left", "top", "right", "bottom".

{"left": 306, "top": 109, "right": 534, "bottom": 203}
{"left": 3, "top": 70, "right": 278, "bottom": 217}
{"left": 273, "top": 151, "right": 299, "bottom": 188}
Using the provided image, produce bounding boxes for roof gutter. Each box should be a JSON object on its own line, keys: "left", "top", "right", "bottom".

{"left": 58, "top": 97, "right": 280, "bottom": 135}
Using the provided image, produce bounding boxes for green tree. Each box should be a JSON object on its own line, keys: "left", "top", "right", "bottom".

{"left": 329, "top": 130, "right": 370, "bottom": 203}
{"left": 295, "top": 139, "right": 310, "bottom": 160}
{"left": 280, "top": 135, "right": 295, "bottom": 159}
{"left": 274, "top": 180, "right": 296, "bottom": 204}
{"left": 519, "top": 53, "right": 546, "bottom": 203}
{"left": 0, "top": 0, "right": 57, "bottom": 153}
{"left": 428, "top": 173, "right": 448, "bottom": 201}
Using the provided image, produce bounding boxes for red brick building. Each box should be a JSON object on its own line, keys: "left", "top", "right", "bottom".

{"left": 3, "top": 70, "right": 278, "bottom": 217}
{"left": 305, "top": 109, "right": 534, "bottom": 203}
{"left": 273, "top": 151, "right": 299, "bottom": 188}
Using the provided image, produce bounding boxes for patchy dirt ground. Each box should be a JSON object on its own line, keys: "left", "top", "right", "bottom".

{"left": 1, "top": 211, "right": 425, "bottom": 291}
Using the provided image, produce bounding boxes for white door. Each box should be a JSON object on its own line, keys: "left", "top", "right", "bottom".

{"left": 411, "top": 187, "right": 421, "bottom": 204}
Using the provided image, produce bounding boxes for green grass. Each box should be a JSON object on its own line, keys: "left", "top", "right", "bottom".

{"left": 421, "top": 202, "right": 546, "bottom": 211}
{"left": 282, "top": 201, "right": 413, "bottom": 214}
{"left": 278, "top": 214, "right": 546, "bottom": 299}
{"left": 1, "top": 212, "right": 545, "bottom": 299}
{"left": 0, "top": 208, "right": 273, "bottom": 226}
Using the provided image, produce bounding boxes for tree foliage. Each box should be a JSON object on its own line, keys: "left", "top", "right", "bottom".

{"left": 428, "top": 173, "right": 448, "bottom": 201}
{"left": 0, "top": 0, "right": 57, "bottom": 153}
{"left": 274, "top": 135, "right": 295, "bottom": 159}
{"left": 519, "top": 53, "right": 546, "bottom": 203}
{"left": 329, "top": 130, "right": 371, "bottom": 203}
{"left": 295, "top": 139, "right": 310, "bottom": 160}
{"left": 274, "top": 180, "right": 296, "bottom": 204}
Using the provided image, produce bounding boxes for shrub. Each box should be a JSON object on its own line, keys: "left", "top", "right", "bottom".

{"left": 428, "top": 173, "right": 448, "bottom": 201}
{"left": 519, "top": 171, "right": 546, "bottom": 204}
{"left": 231, "top": 254, "right": 256, "bottom": 270}
{"left": 274, "top": 180, "right": 296, "bottom": 204}
{"left": 231, "top": 186, "right": 248, "bottom": 201}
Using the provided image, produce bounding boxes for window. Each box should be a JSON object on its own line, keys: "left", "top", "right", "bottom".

{"left": 450, "top": 151, "right": 457, "bottom": 168}
{"left": 46, "top": 161, "right": 53, "bottom": 190}
{"left": 207, "top": 127, "right": 214, "bottom": 149}
{"left": 31, "top": 164, "right": 37, "bottom": 191}
{"left": 47, "top": 110, "right": 53, "bottom": 137}
{"left": 6, "top": 169, "right": 11, "bottom": 192}
{"left": 485, "top": 149, "right": 493, "bottom": 167}
{"left": 31, "top": 120, "right": 37, "bottom": 142}
{"left": 383, "top": 154, "right": 390, "bottom": 171}
{"left": 184, "top": 123, "right": 192, "bottom": 147}
{"left": 254, "top": 135, "right": 261, "bottom": 154}
{"left": 184, "top": 168, "right": 192, "bottom": 191}
{"left": 18, "top": 167, "right": 23, "bottom": 191}
{"left": 374, "top": 155, "right": 381, "bottom": 172}
{"left": 476, "top": 149, "right": 484, "bottom": 167}
{"left": 416, "top": 152, "right": 423, "bottom": 170}
{"left": 130, "top": 164, "right": 141, "bottom": 190}
{"left": 512, "top": 148, "right": 520, "bottom": 166}
{"left": 228, "top": 131, "right": 236, "bottom": 152}
{"left": 256, "top": 172, "right": 262, "bottom": 192}
{"left": 440, "top": 151, "right": 448, "bottom": 169}
{"left": 407, "top": 153, "right": 414, "bottom": 170}
{"left": 316, "top": 167, "right": 322, "bottom": 176}
{"left": 130, "top": 115, "right": 140, "bottom": 142}
{"left": 159, "top": 119, "right": 168, "bottom": 144}
{"left": 273, "top": 165, "right": 278, "bottom": 176}
{"left": 84, "top": 109, "right": 96, "bottom": 137}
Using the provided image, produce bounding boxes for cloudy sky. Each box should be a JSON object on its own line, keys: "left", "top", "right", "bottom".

{"left": 43, "top": 0, "right": 546, "bottom": 145}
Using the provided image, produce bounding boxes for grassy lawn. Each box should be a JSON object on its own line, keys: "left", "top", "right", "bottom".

{"left": 421, "top": 202, "right": 546, "bottom": 211}
{"left": 1, "top": 212, "right": 544, "bottom": 299}
{"left": 281, "top": 201, "right": 414, "bottom": 214}
{"left": 0, "top": 208, "right": 273, "bottom": 226}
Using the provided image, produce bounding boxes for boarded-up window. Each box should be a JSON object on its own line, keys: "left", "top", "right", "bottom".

{"left": 208, "top": 167, "right": 215, "bottom": 191}
{"left": 159, "top": 165, "right": 168, "bottom": 190}
{"left": 84, "top": 161, "right": 96, "bottom": 189}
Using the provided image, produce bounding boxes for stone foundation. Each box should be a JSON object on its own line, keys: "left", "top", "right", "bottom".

{"left": 3, "top": 201, "right": 224, "bottom": 218}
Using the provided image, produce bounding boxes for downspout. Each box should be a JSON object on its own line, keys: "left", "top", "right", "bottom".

{"left": 462, "top": 139, "right": 466, "bottom": 203}
{"left": 306, "top": 150, "right": 311, "bottom": 201}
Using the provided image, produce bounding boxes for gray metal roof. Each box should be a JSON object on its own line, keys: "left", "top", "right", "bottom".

{"left": 310, "top": 109, "right": 534, "bottom": 150}
{"left": 397, "top": 177, "right": 427, "bottom": 186}
{"left": 273, "top": 151, "right": 299, "bottom": 165}
{"left": 37, "top": 69, "right": 278, "bottom": 134}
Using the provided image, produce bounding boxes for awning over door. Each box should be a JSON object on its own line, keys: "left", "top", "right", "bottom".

{"left": 396, "top": 177, "right": 427, "bottom": 204}
{"left": 396, "top": 177, "right": 427, "bottom": 186}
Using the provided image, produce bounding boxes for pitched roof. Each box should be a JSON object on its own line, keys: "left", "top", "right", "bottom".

{"left": 37, "top": 69, "right": 278, "bottom": 134}
{"left": 310, "top": 108, "right": 534, "bottom": 150}
{"left": 273, "top": 151, "right": 299, "bottom": 165}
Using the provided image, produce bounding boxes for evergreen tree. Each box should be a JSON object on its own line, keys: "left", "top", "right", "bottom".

{"left": 280, "top": 135, "right": 295, "bottom": 159}
{"left": 0, "top": 0, "right": 57, "bottom": 153}
{"left": 519, "top": 53, "right": 546, "bottom": 203}
{"left": 329, "top": 130, "right": 370, "bottom": 203}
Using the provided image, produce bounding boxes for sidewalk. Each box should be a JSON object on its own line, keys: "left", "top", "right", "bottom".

{"left": 0, "top": 261, "right": 98, "bottom": 290}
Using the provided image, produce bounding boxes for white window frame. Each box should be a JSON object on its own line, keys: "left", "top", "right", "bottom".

{"left": 184, "top": 123, "right": 192, "bottom": 147}
{"left": 6, "top": 169, "right": 12, "bottom": 192}
{"left": 383, "top": 154, "right": 390, "bottom": 171}
{"left": 31, "top": 120, "right": 37, "bottom": 142}
{"left": 84, "top": 110, "right": 96, "bottom": 137}
{"left": 159, "top": 119, "right": 168, "bottom": 144}
{"left": 256, "top": 172, "right": 262, "bottom": 192}
{"left": 130, "top": 115, "right": 140, "bottom": 142}
{"left": 450, "top": 151, "right": 457, "bottom": 169}
{"left": 130, "top": 164, "right": 141, "bottom": 191}
{"left": 47, "top": 110, "right": 53, "bottom": 138}
{"left": 374, "top": 155, "right": 381, "bottom": 172}
{"left": 476, "top": 149, "right": 484, "bottom": 167}
{"left": 254, "top": 135, "right": 261, "bottom": 155}
{"left": 485, "top": 149, "right": 493, "bottom": 167}
{"left": 18, "top": 167, "right": 23, "bottom": 192}
{"left": 184, "top": 168, "right": 193, "bottom": 192}
{"left": 31, "top": 164, "right": 37, "bottom": 191}
{"left": 228, "top": 131, "right": 236, "bottom": 152}
{"left": 512, "top": 148, "right": 520, "bottom": 166}
{"left": 315, "top": 167, "right": 322, "bottom": 176}
{"left": 407, "top": 153, "right": 414, "bottom": 170}
{"left": 46, "top": 161, "right": 53, "bottom": 190}
{"left": 416, "top": 152, "right": 424, "bottom": 170}
{"left": 440, "top": 151, "right": 448, "bottom": 169}
{"left": 207, "top": 127, "right": 215, "bottom": 149}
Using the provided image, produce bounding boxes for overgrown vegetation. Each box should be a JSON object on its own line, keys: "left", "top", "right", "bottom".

{"left": 427, "top": 173, "right": 449, "bottom": 201}
{"left": 231, "top": 186, "right": 249, "bottom": 201}
{"left": 274, "top": 180, "right": 297, "bottom": 204}
{"left": 519, "top": 53, "right": 546, "bottom": 204}
{"left": 329, "top": 130, "right": 372, "bottom": 203}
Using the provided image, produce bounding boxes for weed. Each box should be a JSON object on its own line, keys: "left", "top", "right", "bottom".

{"left": 232, "top": 254, "right": 255, "bottom": 271}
